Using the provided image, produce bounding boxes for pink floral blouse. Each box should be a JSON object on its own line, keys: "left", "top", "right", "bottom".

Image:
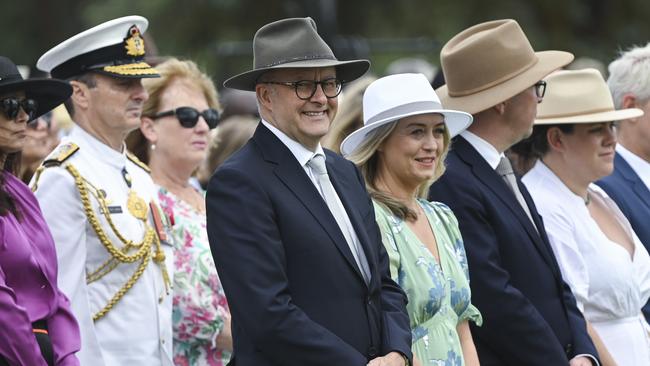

{"left": 158, "top": 187, "right": 231, "bottom": 366}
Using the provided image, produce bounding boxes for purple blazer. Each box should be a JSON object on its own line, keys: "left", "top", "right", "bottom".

{"left": 0, "top": 172, "right": 80, "bottom": 365}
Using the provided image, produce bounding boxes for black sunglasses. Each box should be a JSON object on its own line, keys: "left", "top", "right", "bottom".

{"left": 152, "top": 107, "right": 220, "bottom": 129}
{"left": 1, "top": 97, "right": 38, "bottom": 120}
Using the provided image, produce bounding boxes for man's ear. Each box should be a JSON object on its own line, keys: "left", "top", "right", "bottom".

{"left": 140, "top": 116, "right": 157, "bottom": 144}
{"left": 621, "top": 93, "right": 638, "bottom": 109}
{"left": 493, "top": 101, "right": 506, "bottom": 115}
{"left": 256, "top": 84, "right": 273, "bottom": 111}
{"left": 70, "top": 80, "right": 90, "bottom": 112}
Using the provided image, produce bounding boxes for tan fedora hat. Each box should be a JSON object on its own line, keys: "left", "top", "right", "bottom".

{"left": 224, "top": 17, "right": 370, "bottom": 91}
{"left": 436, "top": 19, "right": 574, "bottom": 115}
{"left": 535, "top": 68, "right": 643, "bottom": 124}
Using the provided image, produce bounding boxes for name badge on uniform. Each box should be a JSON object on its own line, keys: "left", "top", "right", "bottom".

{"left": 107, "top": 205, "right": 123, "bottom": 214}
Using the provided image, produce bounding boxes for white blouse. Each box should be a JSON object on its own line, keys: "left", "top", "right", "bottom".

{"left": 523, "top": 161, "right": 650, "bottom": 365}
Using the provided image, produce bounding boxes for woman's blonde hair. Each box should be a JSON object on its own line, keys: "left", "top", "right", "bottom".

{"left": 347, "top": 117, "right": 450, "bottom": 221}
{"left": 127, "top": 58, "right": 221, "bottom": 164}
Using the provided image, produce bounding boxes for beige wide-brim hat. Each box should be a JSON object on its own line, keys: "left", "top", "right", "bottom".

{"left": 436, "top": 19, "right": 574, "bottom": 115}
{"left": 535, "top": 68, "right": 644, "bottom": 124}
{"left": 224, "top": 17, "right": 370, "bottom": 91}
{"left": 340, "top": 73, "right": 473, "bottom": 156}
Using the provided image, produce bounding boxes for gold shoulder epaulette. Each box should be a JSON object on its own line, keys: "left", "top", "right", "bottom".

{"left": 43, "top": 142, "right": 79, "bottom": 167}
{"left": 126, "top": 151, "right": 151, "bottom": 173}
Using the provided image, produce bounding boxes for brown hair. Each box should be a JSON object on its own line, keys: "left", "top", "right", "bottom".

{"left": 196, "top": 115, "right": 258, "bottom": 187}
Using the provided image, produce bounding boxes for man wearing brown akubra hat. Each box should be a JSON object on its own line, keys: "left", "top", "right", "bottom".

{"left": 206, "top": 17, "right": 412, "bottom": 366}
{"left": 428, "top": 20, "right": 599, "bottom": 365}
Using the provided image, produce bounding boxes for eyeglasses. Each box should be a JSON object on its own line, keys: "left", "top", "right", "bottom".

{"left": 534, "top": 80, "right": 547, "bottom": 102}
{"left": 1, "top": 97, "right": 38, "bottom": 120}
{"left": 261, "top": 78, "right": 342, "bottom": 100}
{"left": 152, "top": 107, "right": 220, "bottom": 129}
{"left": 27, "top": 111, "right": 52, "bottom": 130}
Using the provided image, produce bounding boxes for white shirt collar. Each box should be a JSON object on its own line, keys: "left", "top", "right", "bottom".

{"left": 68, "top": 124, "right": 127, "bottom": 169}
{"left": 616, "top": 144, "right": 650, "bottom": 189}
{"left": 524, "top": 160, "right": 585, "bottom": 206}
{"left": 262, "top": 119, "right": 325, "bottom": 166}
{"left": 460, "top": 130, "right": 502, "bottom": 169}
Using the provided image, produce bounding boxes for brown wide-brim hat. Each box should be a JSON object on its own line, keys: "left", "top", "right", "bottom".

{"left": 535, "top": 68, "right": 644, "bottom": 124}
{"left": 224, "top": 17, "right": 370, "bottom": 91}
{"left": 436, "top": 19, "right": 574, "bottom": 115}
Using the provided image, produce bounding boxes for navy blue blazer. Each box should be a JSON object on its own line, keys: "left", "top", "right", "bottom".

{"left": 429, "top": 137, "right": 597, "bottom": 366}
{"left": 206, "top": 124, "right": 412, "bottom": 366}
{"left": 597, "top": 152, "right": 650, "bottom": 321}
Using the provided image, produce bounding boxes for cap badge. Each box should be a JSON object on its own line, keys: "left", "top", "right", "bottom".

{"left": 124, "top": 25, "right": 145, "bottom": 57}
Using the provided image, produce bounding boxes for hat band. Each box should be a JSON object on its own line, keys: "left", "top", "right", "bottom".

{"left": 0, "top": 74, "right": 23, "bottom": 83}
{"left": 447, "top": 54, "right": 538, "bottom": 97}
{"left": 259, "top": 54, "right": 337, "bottom": 68}
{"left": 366, "top": 101, "right": 443, "bottom": 126}
{"left": 539, "top": 106, "right": 615, "bottom": 119}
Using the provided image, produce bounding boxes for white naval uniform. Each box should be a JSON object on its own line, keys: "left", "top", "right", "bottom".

{"left": 32, "top": 125, "right": 173, "bottom": 366}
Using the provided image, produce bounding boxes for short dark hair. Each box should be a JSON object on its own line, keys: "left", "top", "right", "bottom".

{"left": 510, "top": 123, "right": 575, "bottom": 160}
{"left": 63, "top": 72, "right": 97, "bottom": 117}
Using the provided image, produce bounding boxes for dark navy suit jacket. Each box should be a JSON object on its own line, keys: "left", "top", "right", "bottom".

{"left": 597, "top": 152, "right": 650, "bottom": 321}
{"left": 206, "top": 124, "right": 412, "bottom": 366}
{"left": 429, "top": 136, "right": 597, "bottom": 366}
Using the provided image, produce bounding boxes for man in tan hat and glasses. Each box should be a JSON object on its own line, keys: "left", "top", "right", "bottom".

{"left": 206, "top": 17, "right": 412, "bottom": 366}
{"left": 429, "top": 20, "right": 599, "bottom": 365}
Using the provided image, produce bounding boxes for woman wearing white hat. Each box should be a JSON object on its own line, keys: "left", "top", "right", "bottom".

{"left": 519, "top": 68, "right": 650, "bottom": 366}
{"left": 343, "top": 73, "right": 480, "bottom": 366}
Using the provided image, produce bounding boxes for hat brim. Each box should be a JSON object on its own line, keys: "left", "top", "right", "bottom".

{"left": 224, "top": 59, "right": 370, "bottom": 91}
{"left": 0, "top": 78, "right": 72, "bottom": 120}
{"left": 340, "top": 108, "right": 473, "bottom": 157}
{"left": 437, "top": 50, "right": 574, "bottom": 115}
{"left": 535, "top": 107, "right": 644, "bottom": 125}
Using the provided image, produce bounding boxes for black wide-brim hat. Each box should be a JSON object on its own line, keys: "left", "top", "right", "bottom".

{"left": 224, "top": 17, "right": 370, "bottom": 91}
{"left": 0, "top": 56, "right": 72, "bottom": 120}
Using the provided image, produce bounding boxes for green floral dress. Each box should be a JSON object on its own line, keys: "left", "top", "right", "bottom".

{"left": 374, "top": 199, "right": 482, "bottom": 366}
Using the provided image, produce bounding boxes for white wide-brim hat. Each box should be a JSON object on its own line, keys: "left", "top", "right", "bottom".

{"left": 340, "top": 73, "right": 473, "bottom": 156}
{"left": 535, "top": 68, "right": 644, "bottom": 124}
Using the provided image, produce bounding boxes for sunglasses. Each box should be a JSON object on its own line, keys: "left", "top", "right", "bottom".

{"left": 1, "top": 97, "right": 38, "bottom": 120}
{"left": 534, "top": 80, "right": 547, "bottom": 102}
{"left": 152, "top": 107, "right": 220, "bottom": 129}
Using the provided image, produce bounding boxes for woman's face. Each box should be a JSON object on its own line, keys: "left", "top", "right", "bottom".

{"left": 0, "top": 91, "right": 30, "bottom": 155}
{"left": 558, "top": 122, "right": 617, "bottom": 182}
{"left": 378, "top": 113, "right": 447, "bottom": 191}
{"left": 149, "top": 79, "right": 212, "bottom": 172}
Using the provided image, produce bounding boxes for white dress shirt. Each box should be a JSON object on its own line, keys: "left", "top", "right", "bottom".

{"left": 523, "top": 160, "right": 650, "bottom": 366}
{"left": 460, "top": 130, "right": 502, "bottom": 169}
{"left": 617, "top": 144, "right": 650, "bottom": 189}
{"left": 33, "top": 125, "right": 174, "bottom": 366}
{"left": 262, "top": 120, "right": 368, "bottom": 280}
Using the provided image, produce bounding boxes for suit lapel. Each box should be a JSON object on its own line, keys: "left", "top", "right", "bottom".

{"left": 252, "top": 125, "right": 368, "bottom": 284}
{"left": 453, "top": 137, "right": 559, "bottom": 271}
{"left": 328, "top": 158, "right": 376, "bottom": 286}
{"left": 616, "top": 153, "right": 650, "bottom": 209}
